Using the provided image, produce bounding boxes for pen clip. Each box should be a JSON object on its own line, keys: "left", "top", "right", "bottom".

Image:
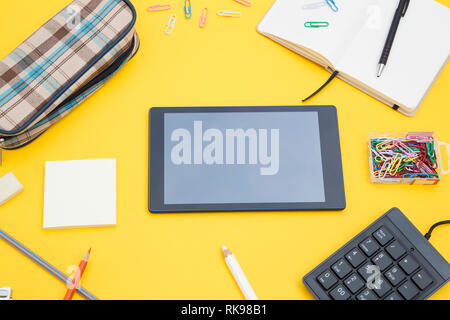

{"left": 402, "top": 0, "right": 410, "bottom": 17}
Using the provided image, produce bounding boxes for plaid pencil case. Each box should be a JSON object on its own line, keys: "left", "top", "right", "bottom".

{"left": 0, "top": 0, "right": 139, "bottom": 161}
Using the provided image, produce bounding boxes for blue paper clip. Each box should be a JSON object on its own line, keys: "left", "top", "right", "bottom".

{"left": 184, "top": 0, "right": 192, "bottom": 19}
{"left": 326, "top": 0, "right": 338, "bottom": 12}
{"left": 402, "top": 173, "right": 438, "bottom": 179}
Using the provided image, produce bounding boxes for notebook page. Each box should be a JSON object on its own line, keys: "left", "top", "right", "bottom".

{"left": 257, "top": 0, "right": 368, "bottom": 67}
{"left": 335, "top": 0, "right": 450, "bottom": 111}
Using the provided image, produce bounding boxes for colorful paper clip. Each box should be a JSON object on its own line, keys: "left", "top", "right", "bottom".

{"left": 200, "top": 7, "right": 208, "bottom": 28}
{"left": 370, "top": 134, "right": 440, "bottom": 181}
{"left": 326, "top": 0, "right": 339, "bottom": 12}
{"left": 217, "top": 10, "right": 241, "bottom": 17}
{"left": 304, "top": 21, "right": 329, "bottom": 28}
{"left": 146, "top": 4, "right": 171, "bottom": 12}
{"left": 302, "top": 1, "right": 326, "bottom": 9}
{"left": 302, "top": 0, "right": 338, "bottom": 12}
{"left": 184, "top": 0, "right": 192, "bottom": 19}
{"left": 165, "top": 14, "right": 177, "bottom": 35}
{"left": 233, "top": 0, "right": 251, "bottom": 7}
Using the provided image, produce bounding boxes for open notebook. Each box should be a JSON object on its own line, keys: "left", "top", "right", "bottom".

{"left": 257, "top": 0, "right": 450, "bottom": 116}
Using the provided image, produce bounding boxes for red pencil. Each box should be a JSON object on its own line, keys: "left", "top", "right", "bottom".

{"left": 64, "top": 248, "right": 91, "bottom": 300}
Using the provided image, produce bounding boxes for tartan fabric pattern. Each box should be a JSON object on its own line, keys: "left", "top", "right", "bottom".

{"left": 0, "top": 0, "right": 136, "bottom": 140}
{"left": 2, "top": 32, "right": 139, "bottom": 149}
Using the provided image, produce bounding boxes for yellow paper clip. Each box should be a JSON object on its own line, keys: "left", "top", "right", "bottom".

{"left": 217, "top": 10, "right": 241, "bottom": 17}
{"left": 165, "top": 14, "right": 176, "bottom": 35}
{"left": 374, "top": 156, "right": 383, "bottom": 163}
{"left": 200, "top": 7, "right": 208, "bottom": 28}
{"left": 376, "top": 140, "right": 394, "bottom": 151}
{"left": 147, "top": 4, "right": 171, "bottom": 12}
{"left": 389, "top": 154, "right": 402, "bottom": 176}
{"left": 234, "top": 0, "right": 251, "bottom": 7}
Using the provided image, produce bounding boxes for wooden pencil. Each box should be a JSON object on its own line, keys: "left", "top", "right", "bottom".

{"left": 0, "top": 228, "right": 98, "bottom": 300}
{"left": 64, "top": 248, "right": 91, "bottom": 300}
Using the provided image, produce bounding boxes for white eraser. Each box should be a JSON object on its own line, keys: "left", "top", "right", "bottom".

{"left": 0, "top": 173, "right": 24, "bottom": 206}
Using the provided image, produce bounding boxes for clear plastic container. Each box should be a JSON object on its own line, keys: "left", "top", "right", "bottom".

{"left": 368, "top": 131, "right": 450, "bottom": 185}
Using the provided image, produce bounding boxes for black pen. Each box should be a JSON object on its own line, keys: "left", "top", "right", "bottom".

{"left": 377, "top": 0, "right": 410, "bottom": 77}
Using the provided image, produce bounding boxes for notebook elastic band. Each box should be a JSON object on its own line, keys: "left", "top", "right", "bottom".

{"left": 302, "top": 71, "right": 339, "bottom": 102}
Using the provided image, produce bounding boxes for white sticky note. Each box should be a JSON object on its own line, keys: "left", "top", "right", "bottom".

{"left": 43, "top": 159, "right": 116, "bottom": 229}
{"left": 0, "top": 172, "right": 24, "bottom": 206}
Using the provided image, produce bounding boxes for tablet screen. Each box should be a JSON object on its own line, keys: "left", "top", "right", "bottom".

{"left": 163, "top": 112, "right": 325, "bottom": 204}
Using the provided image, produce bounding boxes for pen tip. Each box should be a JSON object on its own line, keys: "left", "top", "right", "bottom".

{"left": 377, "top": 64, "right": 385, "bottom": 77}
{"left": 222, "top": 245, "right": 232, "bottom": 258}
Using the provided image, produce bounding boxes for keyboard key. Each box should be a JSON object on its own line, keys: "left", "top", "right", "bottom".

{"left": 317, "top": 270, "right": 338, "bottom": 290}
{"left": 344, "top": 273, "right": 365, "bottom": 294}
{"left": 357, "top": 289, "right": 377, "bottom": 300}
{"left": 331, "top": 259, "right": 352, "bottom": 279}
{"left": 372, "top": 276, "right": 391, "bottom": 298}
{"left": 329, "top": 284, "right": 351, "bottom": 300}
{"left": 385, "top": 292, "right": 404, "bottom": 300}
{"left": 412, "top": 270, "right": 433, "bottom": 290}
{"left": 398, "top": 280, "right": 420, "bottom": 300}
{"left": 371, "top": 251, "right": 393, "bottom": 271}
{"left": 385, "top": 266, "right": 406, "bottom": 286}
{"left": 399, "top": 255, "right": 419, "bottom": 275}
{"left": 345, "top": 248, "right": 366, "bottom": 268}
{"left": 359, "top": 237, "right": 379, "bottom": 257}
{"left": 373, "top": 226, "right": 393, "bottom": 245}
{"left": 386, "top": 240, "right": 406, "bottom": 260}
{"left": 358, "top": 262, "right": 375, "bottom": 282}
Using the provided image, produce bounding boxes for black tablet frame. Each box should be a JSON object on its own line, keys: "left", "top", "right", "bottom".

{"left": 149, "top": 106, "right": 345, "bottom": 213}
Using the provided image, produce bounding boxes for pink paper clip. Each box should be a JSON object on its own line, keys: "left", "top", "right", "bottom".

{"left": 146, "top": 4, "right": 171, "bottom": 12}
{"left": 397, "top": 142, "right": 415, "bottom": 157}
{"left": 200, "top": 7, "right": 208, "bottom": 28}
{"left": 234, "top": 0, "right": 251, "bottom": 7}
{"left": 406, "top": 132, "right": 433, "bottom": 143}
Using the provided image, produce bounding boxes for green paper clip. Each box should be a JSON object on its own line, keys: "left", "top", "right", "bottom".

{"left": 304, "top": 21, "right": 329, "bottom": 28}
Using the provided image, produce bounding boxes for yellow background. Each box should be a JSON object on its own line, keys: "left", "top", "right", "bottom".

{"left": 0, "top": 0, "right": 449, "bottom": 300}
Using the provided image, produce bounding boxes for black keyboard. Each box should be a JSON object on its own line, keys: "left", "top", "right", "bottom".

{"left": 303, "top": 208, "right": 450, "bottom": 300}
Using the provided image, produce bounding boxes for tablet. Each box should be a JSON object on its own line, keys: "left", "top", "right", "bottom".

{"left": 149, "top": 106, "right": 345, "bottom": 213}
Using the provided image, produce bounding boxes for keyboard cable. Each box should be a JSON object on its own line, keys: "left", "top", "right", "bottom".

{"left": 424, "top": 220, "right": 450, "bottom": 240}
